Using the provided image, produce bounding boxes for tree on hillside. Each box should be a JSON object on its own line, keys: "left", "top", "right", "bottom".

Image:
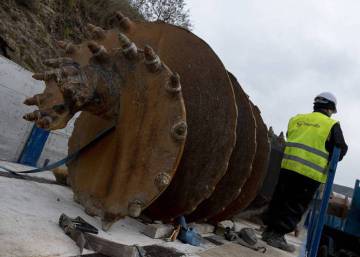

{"left": 129, "top": 0, "right": 192, "bottom": 30}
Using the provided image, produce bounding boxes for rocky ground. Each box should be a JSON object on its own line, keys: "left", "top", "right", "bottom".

{"left": 0, "top": 0, "right": 143, "bottom": 72}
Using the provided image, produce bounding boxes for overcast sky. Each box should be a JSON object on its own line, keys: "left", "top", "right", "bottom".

{"left": 185, "top": 0, "right": 359, "bottom": 187}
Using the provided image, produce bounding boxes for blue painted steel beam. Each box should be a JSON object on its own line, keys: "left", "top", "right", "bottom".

{"left": 344, "top": 179, "right": 360, "bottom": 237}
{"left": 18, "top": 125, "right": 50, "bottom": 167}
{"left": 306, "top": 191, "right": 320, "bottom": 254}
{"left": 307, "top": 147, "right": 341, "bottom": 257}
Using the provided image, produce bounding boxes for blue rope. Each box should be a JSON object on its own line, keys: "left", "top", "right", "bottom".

{"left": 0, "top": 125, "right": 115, "bottom": 176}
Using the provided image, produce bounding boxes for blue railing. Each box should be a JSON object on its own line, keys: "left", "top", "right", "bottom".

{"left": 344, "top": 179, "right": 360, "bottom": 237}
{"left": 306, "top": 147, "right": 341, "bottom": 257}
{"left": 18, "top": 125, "right": 50, "bottom": 167}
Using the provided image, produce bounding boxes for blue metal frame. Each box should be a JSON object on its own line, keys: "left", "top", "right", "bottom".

{"left": 306, "top": 147, "right": 341, "bottom": 257}
{"left": 344, "top": 180, "right": 360, "bottom": 237}
{"left": 18, "top": 125, "right": 50, "bottom": 167}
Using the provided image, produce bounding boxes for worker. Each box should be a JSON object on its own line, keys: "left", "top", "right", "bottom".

{"left": 261, "top": 92, "right": 348, "bottom": 252}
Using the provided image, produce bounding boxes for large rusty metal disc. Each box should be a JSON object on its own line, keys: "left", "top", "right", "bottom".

{"left": 117, "top": 22, "right": 237, "bottom": 220}
{"left": 210, "top": 102, "right": 270, "bottom": 223}
{"left": 60, "top": 32, "right": 187, "bottom": 227}
{"left": 243, "top": 131, "right": 285, "bottom": 215}
{"left": 53, "top": 15, "right": 236, "bottom": 221}
{"left": 187, "top": 72, "right": 257, "bottom": 222}
{"left": 68, "top": 19, "right": 237, "bottom": 221}
{"left": 27, "top": 14, "right": 237, "bottom": 225}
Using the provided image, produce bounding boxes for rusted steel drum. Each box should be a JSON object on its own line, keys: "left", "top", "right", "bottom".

{"left": 76, "top": 15, "right": 237, "bottom": 220}
{"left": 114, "top": 20, "right": 237, "bottom": 220}
{"left": 24, "top": 24, "right": 187, "bottom": 229}
{"left": 67, "top": 65, "right": 187, "bottom": 228}
{"left": 187, "top": 72, "right": 257, "bottom": 222}
{"left": 210, "top": 103, "right": 270, "bottom": 223}
{"left": 68, "top": 44, "right": 187, "bottom": 228}
{"left": 243, "top": 131, "right": 285, "bottom": 215}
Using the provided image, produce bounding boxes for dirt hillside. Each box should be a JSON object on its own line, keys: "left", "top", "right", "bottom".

{"left": 0, "top": 0, "right": 142, "bottom": 71}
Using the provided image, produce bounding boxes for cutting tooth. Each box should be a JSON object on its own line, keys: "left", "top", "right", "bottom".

{"left": 43, "top": 57, "right": 75, "bottom": 68}
{"left": 171, "top": 73, "right": 180, "bottom": 86}
{"left": 166, "top": 72, "right": 181, "bottom": 94}
{"left": 37, "top": 116, "right": 53, "bottom": 129}
{"left": 128, "top": 201, "right": 142, "bottom": 218}
{"left": 115, "top": 11, "right": 126, "bottom": 20}
{"left": 118, "top": 32, "right": 131, "bottom": 46}
{"left": 56, "top": 40, "right": 67, "bottom": 49}
{"left": 32, "top": 69, "right": 64, "bottom": 82}
{"left": 61, "top": 66, "right": 79, "bottom": 77}
{"left": 24, "top": 94, "right": 41, "bottom": 106}
{"left": 32, "top": 73, "right": 47, "bottom": 81}
{"left": 88, "top": 41, "right": 109, "bottom": 60}
{"left": 144, "top": 45, "right": 161, "bottom": 72}
{"left": 118, "top": 33, "right": 138, "bottom": 59}
{"left": 56, "top": 41, "right": 76, "bottom": 54}
{"left": 87, "top": 23, "right": 106, "bottom": 40}
{"left": 115, "top": 11, "right": 132, "bottom": 31}
{"left": 144, "top": 45, "right": 156, "bottom": 59}
{"left": 23, "top": 110, "right": 42, "bottom": 121}
{"left": 87, "top": 41, "right": 100, "bottom": 52}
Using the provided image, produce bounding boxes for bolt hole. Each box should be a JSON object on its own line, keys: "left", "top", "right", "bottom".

{"left": 171, "top": 121, "right": 187, "bottom": 141}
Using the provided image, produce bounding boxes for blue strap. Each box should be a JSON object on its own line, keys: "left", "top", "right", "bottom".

{"left": 0, "top": 125, "right": 115, "bottom": 176}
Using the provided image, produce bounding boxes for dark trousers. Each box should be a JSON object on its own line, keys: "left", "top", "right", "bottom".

{"left": 262, "top": 169, "right": 320, "bottom": 235}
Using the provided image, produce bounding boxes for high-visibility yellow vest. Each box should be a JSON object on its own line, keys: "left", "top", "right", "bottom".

{"left": 281, "top": 112, "right": 338, "bottom": 183}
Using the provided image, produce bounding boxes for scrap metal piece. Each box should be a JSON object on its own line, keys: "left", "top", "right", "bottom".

{"left": 210, "top": 103, "right": 270, "bottom": 223}
{"left": 187, "top": 72, "right": 257, "bottom": 222}
{"left": 59, "top": 213, "right": 99, "bottom": 235}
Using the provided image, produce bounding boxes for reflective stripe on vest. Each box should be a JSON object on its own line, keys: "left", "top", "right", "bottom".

{"left": 281, "top": 112, "right": 338, "bottom": 183}
{"left": 285, "top": 142, "right": 328, "bottom": 159}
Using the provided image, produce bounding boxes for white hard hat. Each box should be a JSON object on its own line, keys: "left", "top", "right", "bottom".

{"left": 314, "top": 92, "right": 337, "bottom": 113}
